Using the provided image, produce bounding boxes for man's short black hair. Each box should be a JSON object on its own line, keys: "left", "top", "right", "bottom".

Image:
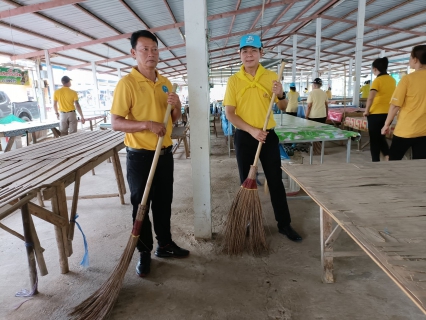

{"left": 130, "top": 30, "right": 158, "bottom": 49}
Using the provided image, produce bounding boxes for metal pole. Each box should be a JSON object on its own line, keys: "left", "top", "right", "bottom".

{"left": 44, "top": 50, "right": 55, "bottom": 108}
{"left": 292, "top": 35, "right": 297, "bottom": 83}
{"left": 91, "top": 61, "right": 100, "bottom": 109}
{"left": 314, "top": 18, "right": 322, "bottom": 79}
{"left": 380, "top": 50, "right": 385, "bottom": 58}
{"left": 34, "top": 59, "right": 47, "bottom": 120}
{"left": 117, "top": 68, "right": 122, "bottom": 79}
{"left": 353, "top": 0, "right": 366, "bottom": 107}
{"left": 348, "top": 58, "right": 353, "bottom": 99}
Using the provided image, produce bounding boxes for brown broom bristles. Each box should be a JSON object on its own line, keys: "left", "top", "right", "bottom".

{"left": 70, "top": 204, "right": 147, "bottom": 320}
{"left": 223, "top": 165, "right": 268, "bottom": 255}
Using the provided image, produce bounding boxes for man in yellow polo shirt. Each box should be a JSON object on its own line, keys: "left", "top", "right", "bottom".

{"left": 111, "top": 30, "right": 188, "bottom": 278}
{"left": 224, "top": 34, "right": 302, "bottom": 242}
{"left": 53, "top": 76, "right": 85, "bottom": 135}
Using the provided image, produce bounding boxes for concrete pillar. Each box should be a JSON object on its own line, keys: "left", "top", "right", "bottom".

{"left": 353, "top": 0, "right": 366, "bottom": 107}
{"left": 117, "top": 68, "right": 122, "bottom": 79}
{"left": 44, "top": 50, "right": 55, "bottom": 107}
{"left": 314, "top": 18, "right": 322, "bottom": 79}
{"left": 292, "top": 35, "right": 297, "bottom": 83}
{"left": 348, "top": 58, "right": 353, "bottom": 98}
{"left": 327, "top": 63, "right": 332, "bottom": 89}
{"left": 34, "top": 59, "right": 46, "bottom": 120}
{"left": 91, "top": 61, "right": 100, "bottom": 109}
{"left": 184, "top": 0, "right": 212, "bottom": 239}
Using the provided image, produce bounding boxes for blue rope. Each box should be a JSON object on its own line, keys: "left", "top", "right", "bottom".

{"left": 72, "top": 215, "right": 89, "bottom": 267}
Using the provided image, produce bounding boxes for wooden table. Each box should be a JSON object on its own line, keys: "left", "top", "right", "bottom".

{"left": 274, "top": 114, "right": 359, "bottom": 164}
{"left": 282, "top": 161, "right": 426, "bottom": 315}
{"left": 0, "top": 130, "right": 126, "bottom": 292}
{"left": 0, "top": 120, "right": 60, "bottom": 152}
{"left": 79, "top": 114, "right": 107, "bottom": 131}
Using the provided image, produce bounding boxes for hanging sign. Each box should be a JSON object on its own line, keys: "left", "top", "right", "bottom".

{"left": 0, "top": 67, "right": 29, "bottom": 85}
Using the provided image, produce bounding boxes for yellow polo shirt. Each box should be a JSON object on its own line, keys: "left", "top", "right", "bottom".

{"left": 53, "top": 87, "right": 78, "bottom": 112}
{"left": 223, "top": 64, "right": 278, "bottom": 129}
{"left": 286, "top": 91, "right": 299, "bottom": 113}
{"left": 360, "top": 84, "right": 370, "bottom": 98}
{"left": 111, "top": 67, "right": 173, "bottom": 150}
{"left": 326, "top": 90, "right": 332, "bottom": 99}
{"left": 307, "top": 89, "right": 328, "bottom": 118}
{"left": 370, "top": 74, "right": 396, "bottom": 114}
{"left": 391, "top": 69, "right": 426, "bottom": 138}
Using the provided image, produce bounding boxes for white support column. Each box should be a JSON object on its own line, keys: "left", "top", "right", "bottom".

{"left": 327, "top": 63, "right": 332, "bottom": 89}
{"left": 380, "top": 50, "right": 385, "bottom": 58}
{"left": 44, "top": 50, "right": 55, "bottom": 107}
{"left": 184, "top": 0, "right": 211, "bottom": 239}
{"left": 292, "top": 35, "right": 297, "bottom": 83}
{"left": 314, "top": 18, "right": 322, "bottom": 79}
{"left": 407, "top": 65, "right": 411, "bottom": 74}
{"left": 117, "top": 68, "right": 122, "bottom": 79}
{"left": 34, "top": 59, "right": 46, "bottom": 120}
{"left": 91, "top": 61, "right": 100, "bottom": 109}
{"left": 353, "top": 0, "right": 366, "bottom": 107}
{"left": 348, "top": 58, "right": 353, "bottom": 98}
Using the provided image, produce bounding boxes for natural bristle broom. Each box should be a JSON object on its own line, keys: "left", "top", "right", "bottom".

{"left": 70, "top": 83, "right": 178, "bottom": 320}
{"left": 223, "top": 61, "right": 286, "bottom": 256}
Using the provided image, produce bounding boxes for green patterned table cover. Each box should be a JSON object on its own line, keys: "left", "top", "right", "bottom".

{"left": 275, "top": 125, "right": 360, "bottom": 142}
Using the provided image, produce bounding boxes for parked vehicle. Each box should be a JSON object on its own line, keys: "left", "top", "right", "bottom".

{"left": 0, "top": 91, "right": 40, "bottom": 121}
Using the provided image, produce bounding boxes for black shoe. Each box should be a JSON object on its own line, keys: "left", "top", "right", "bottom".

{"left": 154, "top": 241, "right": 190, "bottom": 258}
{"left": 136, "top": 251, "right": 151, "bottom": 277}
{"left": 279, "top": 225, "right": 302, "bottom": 242}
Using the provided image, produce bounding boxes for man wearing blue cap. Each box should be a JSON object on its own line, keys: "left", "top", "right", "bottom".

{"left": 285, "top": 82, "right": 300, "bottom": 116}
{"left": 223, "top": 34, "right": 302, "bottom": 242}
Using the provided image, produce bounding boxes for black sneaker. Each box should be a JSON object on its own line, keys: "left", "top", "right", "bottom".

{"left": 154, "top": 241, "right": 190, "bottom": 258}
{"left": 278, "top": 224, "right": 302, "bottom": 242}
{"left": 136, "top": 251, "right": 151, "bottom": 277}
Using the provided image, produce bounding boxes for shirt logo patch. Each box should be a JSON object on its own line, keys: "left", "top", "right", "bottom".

{"left": 162, "top": 85, "right": 169, "bottom": 93}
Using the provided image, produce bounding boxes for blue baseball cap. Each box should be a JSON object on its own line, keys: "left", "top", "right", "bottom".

{"left": 239, "top": 34, "right": 262, "bottom": 49}
{"left": 289, "top": 82, "right": 296, "bottom": 87}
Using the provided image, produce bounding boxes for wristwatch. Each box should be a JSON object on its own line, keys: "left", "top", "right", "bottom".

{"left": 277, "top": 92, "right": 286, "bottom": 100}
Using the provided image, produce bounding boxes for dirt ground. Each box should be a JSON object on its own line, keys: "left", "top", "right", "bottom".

{"left": 0, "top": 122, "right": 425, "bottom": 320}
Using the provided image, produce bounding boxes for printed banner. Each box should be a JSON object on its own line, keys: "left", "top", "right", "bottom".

{"left": 0, "top": 67, "right": 29, "bottom": 85}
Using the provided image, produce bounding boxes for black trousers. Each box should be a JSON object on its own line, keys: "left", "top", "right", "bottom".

{"left": 389, "top": 135, "right": 426, "bottom": 160}
{"left": 126, "top": 150, "right": 174, "bottom": 252}
{"left": 308, "top": 117, "right": 327, "bottom": 123}
{"left": 234, "top": 129, "right": 291, "bottom": 227}
{"left": 367, "top": 114, "right": 389, "bottom": 162}
{"left": 286, "top": 112, "right": 297, "bottom": 117}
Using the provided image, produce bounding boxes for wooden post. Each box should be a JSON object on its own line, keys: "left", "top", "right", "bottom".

{"left": 68, "top": 170, "right": 81, "bottom": 241}
{"left": 4, "top": 136, "right": 16, "bottom": 152}
{"left": 21, "top": 203, "right": 38, "bottom": 294}
{"left": 28, "top": 214, "right": 48, "bottom": 276}
{"left": 111, "top": 149, "right": 125, "bottom": 204}
{"left": 320, "top": 207, "right": 334, "bottom": 283}
{"left": 37, "top": 191, "right": 44, "bottom": 207}
{"left": 51, "top": 186, "right": 70, "bottom": 273}
{"left": 31, "top": 132, "right": 37, "bottom": 144}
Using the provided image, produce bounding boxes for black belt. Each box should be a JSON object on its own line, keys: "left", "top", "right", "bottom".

{"left": 127, "top": 146, "right": 172, "bottom": 156}
{"left": 60, "top": 110, "right": 76, "bottom": 113}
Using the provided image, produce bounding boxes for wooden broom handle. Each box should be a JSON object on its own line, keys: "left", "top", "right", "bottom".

{"left": 140, "top": 83, "right": 178, "bottom": 206}
{"left": 253, "top": 61, "right": 286, "bottom": 167}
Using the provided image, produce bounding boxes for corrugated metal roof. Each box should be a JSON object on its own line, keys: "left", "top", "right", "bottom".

{"left": 0, "top": 0, "right": 424, "bottom": 78}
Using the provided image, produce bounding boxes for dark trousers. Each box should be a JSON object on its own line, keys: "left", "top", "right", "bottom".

{"left": 308, "top": 117, "right": 327, "bottom": 123}
{"left": 286, "top": 112, "right": 297, "bottom": 117}
{"left": 389, "top": 135, "right": 426, "bottom": 160}
{"left": 234, "top": 129, "right": 291, "bottom": 227}
{"left": 367, "top": 114, "right": 389, "bottom": 162}
{"left": 126, "top": 150, "right": 174, "bottom": 252}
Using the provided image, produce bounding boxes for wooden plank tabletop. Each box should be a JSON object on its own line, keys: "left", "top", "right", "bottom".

{"left": 0, "top": 130, "right": 125, "bottom": 208}
{"left": 282, "top": 160, "right": 426, "bottom": 314}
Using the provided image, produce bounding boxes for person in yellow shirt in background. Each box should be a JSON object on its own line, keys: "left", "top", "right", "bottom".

{"left": 306, "top": 78, "right": 328, "bottom": 123}
{"left": 285, "top": 82, "right": 299, "bottom": 116}
{"left": 111, "top": 30, "right": 189, "bottom": 278}
{"left": 224, "top": 34, "right": 302, "bottom": 242}
{"left": 53, "top": 76, "right": 85, "bottom": 135}
{"left": 363, "top": 57, "right": 396, "bottom": 162}
{"left": 326, "top": 87, "right": 332, "bottom": 100}
{"left": 360, "top": 80, "right": 371, "bottom": 99}
{"left": 382, "top": 45, "right": 426, "bottom": 160}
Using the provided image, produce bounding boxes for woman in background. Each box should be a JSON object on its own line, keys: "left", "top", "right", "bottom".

{"left": 363, "top": 57, "right": 396, "bottom": 162}
{"left": 382, "top": 45, "right": 426, "bottom": 160}
{"left": 285, "top": 83, "right": 299, "bottom": 116}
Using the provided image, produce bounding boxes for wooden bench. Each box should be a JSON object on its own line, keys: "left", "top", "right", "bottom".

{"left": 282, "top": 161, "right": 426, "bottom": 315}
{"left": 0, "top": 130, "right": 126, "bottom": 292}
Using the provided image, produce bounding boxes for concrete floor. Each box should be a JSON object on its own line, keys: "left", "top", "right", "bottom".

{"left": 0, "top": 124, "right": 425, "bottom": 320}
